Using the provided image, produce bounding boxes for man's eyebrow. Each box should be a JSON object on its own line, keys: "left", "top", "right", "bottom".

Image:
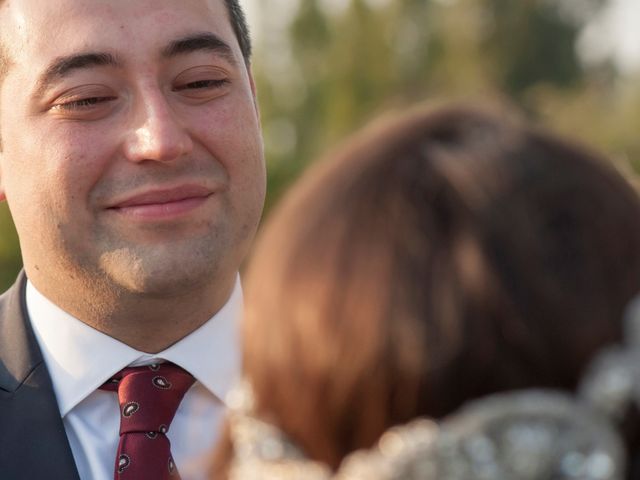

{"left": 162, "top": 33, "right": 238, "bottom": 66}
{"left": 34, "top": 52, "right": 121, "bottom": 97}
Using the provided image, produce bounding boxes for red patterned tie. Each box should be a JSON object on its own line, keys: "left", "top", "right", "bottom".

{"left": 101, "top": 363, "right": 195, "bottom": 479}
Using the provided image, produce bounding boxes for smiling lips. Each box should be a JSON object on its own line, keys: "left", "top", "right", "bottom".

{"left": 108, "top": 185, "right": 214, "bottom": 220}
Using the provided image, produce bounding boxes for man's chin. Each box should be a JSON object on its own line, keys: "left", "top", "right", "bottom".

{"left": 98, "top": 246, "right": 224, "bottom": 298}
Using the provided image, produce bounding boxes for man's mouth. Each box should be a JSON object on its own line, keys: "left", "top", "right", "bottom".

{"left": 108, "top": 185, "right": 214, "bottom": 220}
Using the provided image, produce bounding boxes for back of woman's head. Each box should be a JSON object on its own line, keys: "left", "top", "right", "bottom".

{"left": 241, "top": 105, "right": 640, "bottom": 470}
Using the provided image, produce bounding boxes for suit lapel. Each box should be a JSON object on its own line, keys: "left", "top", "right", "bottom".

{"left": 0, "top": 272, "right": 80, "bottom": 480}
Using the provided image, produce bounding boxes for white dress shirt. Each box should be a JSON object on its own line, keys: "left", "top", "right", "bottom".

{"left": 26, "top": 277, "right": 242, "bottom": 480}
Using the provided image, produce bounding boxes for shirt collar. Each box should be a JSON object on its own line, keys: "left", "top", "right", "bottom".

{"left": 26, "top": 276, "right": 242, "bottom": 417}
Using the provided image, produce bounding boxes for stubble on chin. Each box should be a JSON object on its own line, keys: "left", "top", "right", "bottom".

{"left": 97, "top": 235, "right": 226, "bottom": 298}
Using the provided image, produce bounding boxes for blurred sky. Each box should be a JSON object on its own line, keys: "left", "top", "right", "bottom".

{"left": 579, "top": 0, "right": 640, "bottom": 72}
{"left": 243, "top": 0, "right": 640, "bottom": 74}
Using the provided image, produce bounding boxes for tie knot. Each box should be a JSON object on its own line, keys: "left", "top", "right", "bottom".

{"left": 102, "top": 362, "right": 195, "bottom": 436}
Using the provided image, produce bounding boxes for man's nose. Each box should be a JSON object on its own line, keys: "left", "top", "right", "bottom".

{"left": 123, "top": 92, "right": 193, "bottom": 163}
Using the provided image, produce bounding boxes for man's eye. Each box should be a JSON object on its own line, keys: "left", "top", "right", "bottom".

{"left": 173, "top": 79, "right": 230, "bottom": 92}
{"left": 54, "top": 96, "right": 117, "bottom": 111}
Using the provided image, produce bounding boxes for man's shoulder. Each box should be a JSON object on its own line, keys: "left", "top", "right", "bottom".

{"left": 0, "top": 271, "right": 43, "bottom": 392}
{"left": 0, "top": 271, "right": 27, "bottom": 331}
{"left": 0, "top": 274, "right": 80, "bottom": 480}
{"left": 0, "top": 271, "right": 23, "bottom": 309}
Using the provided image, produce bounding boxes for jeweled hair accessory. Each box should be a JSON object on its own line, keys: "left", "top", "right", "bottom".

{"left": 226, "top": 298, "right": 640, "bottom": 479}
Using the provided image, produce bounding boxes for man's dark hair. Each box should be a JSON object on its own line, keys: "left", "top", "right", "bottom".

{"left": 225, "top": 0, "right": 252, "bottom": 62}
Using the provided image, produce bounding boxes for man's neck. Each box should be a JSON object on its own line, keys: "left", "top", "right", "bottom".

{"left": 27, "top": 273, "right": 237, "bottom": 353}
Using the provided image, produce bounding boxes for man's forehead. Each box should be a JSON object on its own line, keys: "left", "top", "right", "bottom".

{"left": 0, "top": 0, "right": 234, "bottom": 56}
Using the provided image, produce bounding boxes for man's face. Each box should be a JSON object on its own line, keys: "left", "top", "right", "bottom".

{"left": 0, "top": 0, "right": 266, "bottom": 298}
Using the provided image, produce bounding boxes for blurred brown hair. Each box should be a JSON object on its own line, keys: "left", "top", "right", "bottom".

{"left": 219, "top": 104, "right": 640, "bottom": 473}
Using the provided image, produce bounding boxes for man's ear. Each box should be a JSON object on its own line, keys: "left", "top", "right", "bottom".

{"left": 246, "top": 64, "right": 261, "bottom": 120}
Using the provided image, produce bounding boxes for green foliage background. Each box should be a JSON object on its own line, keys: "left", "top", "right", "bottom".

{"left": 1, "top": 0, "right": 639, "bottom": 292}
{"left": 0, "top": 203, "right": 20, "bottom": 290}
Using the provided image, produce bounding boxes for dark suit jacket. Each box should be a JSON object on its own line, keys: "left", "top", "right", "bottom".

{"left": 0, "top": 272, "right": 80, "bottom": 479}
